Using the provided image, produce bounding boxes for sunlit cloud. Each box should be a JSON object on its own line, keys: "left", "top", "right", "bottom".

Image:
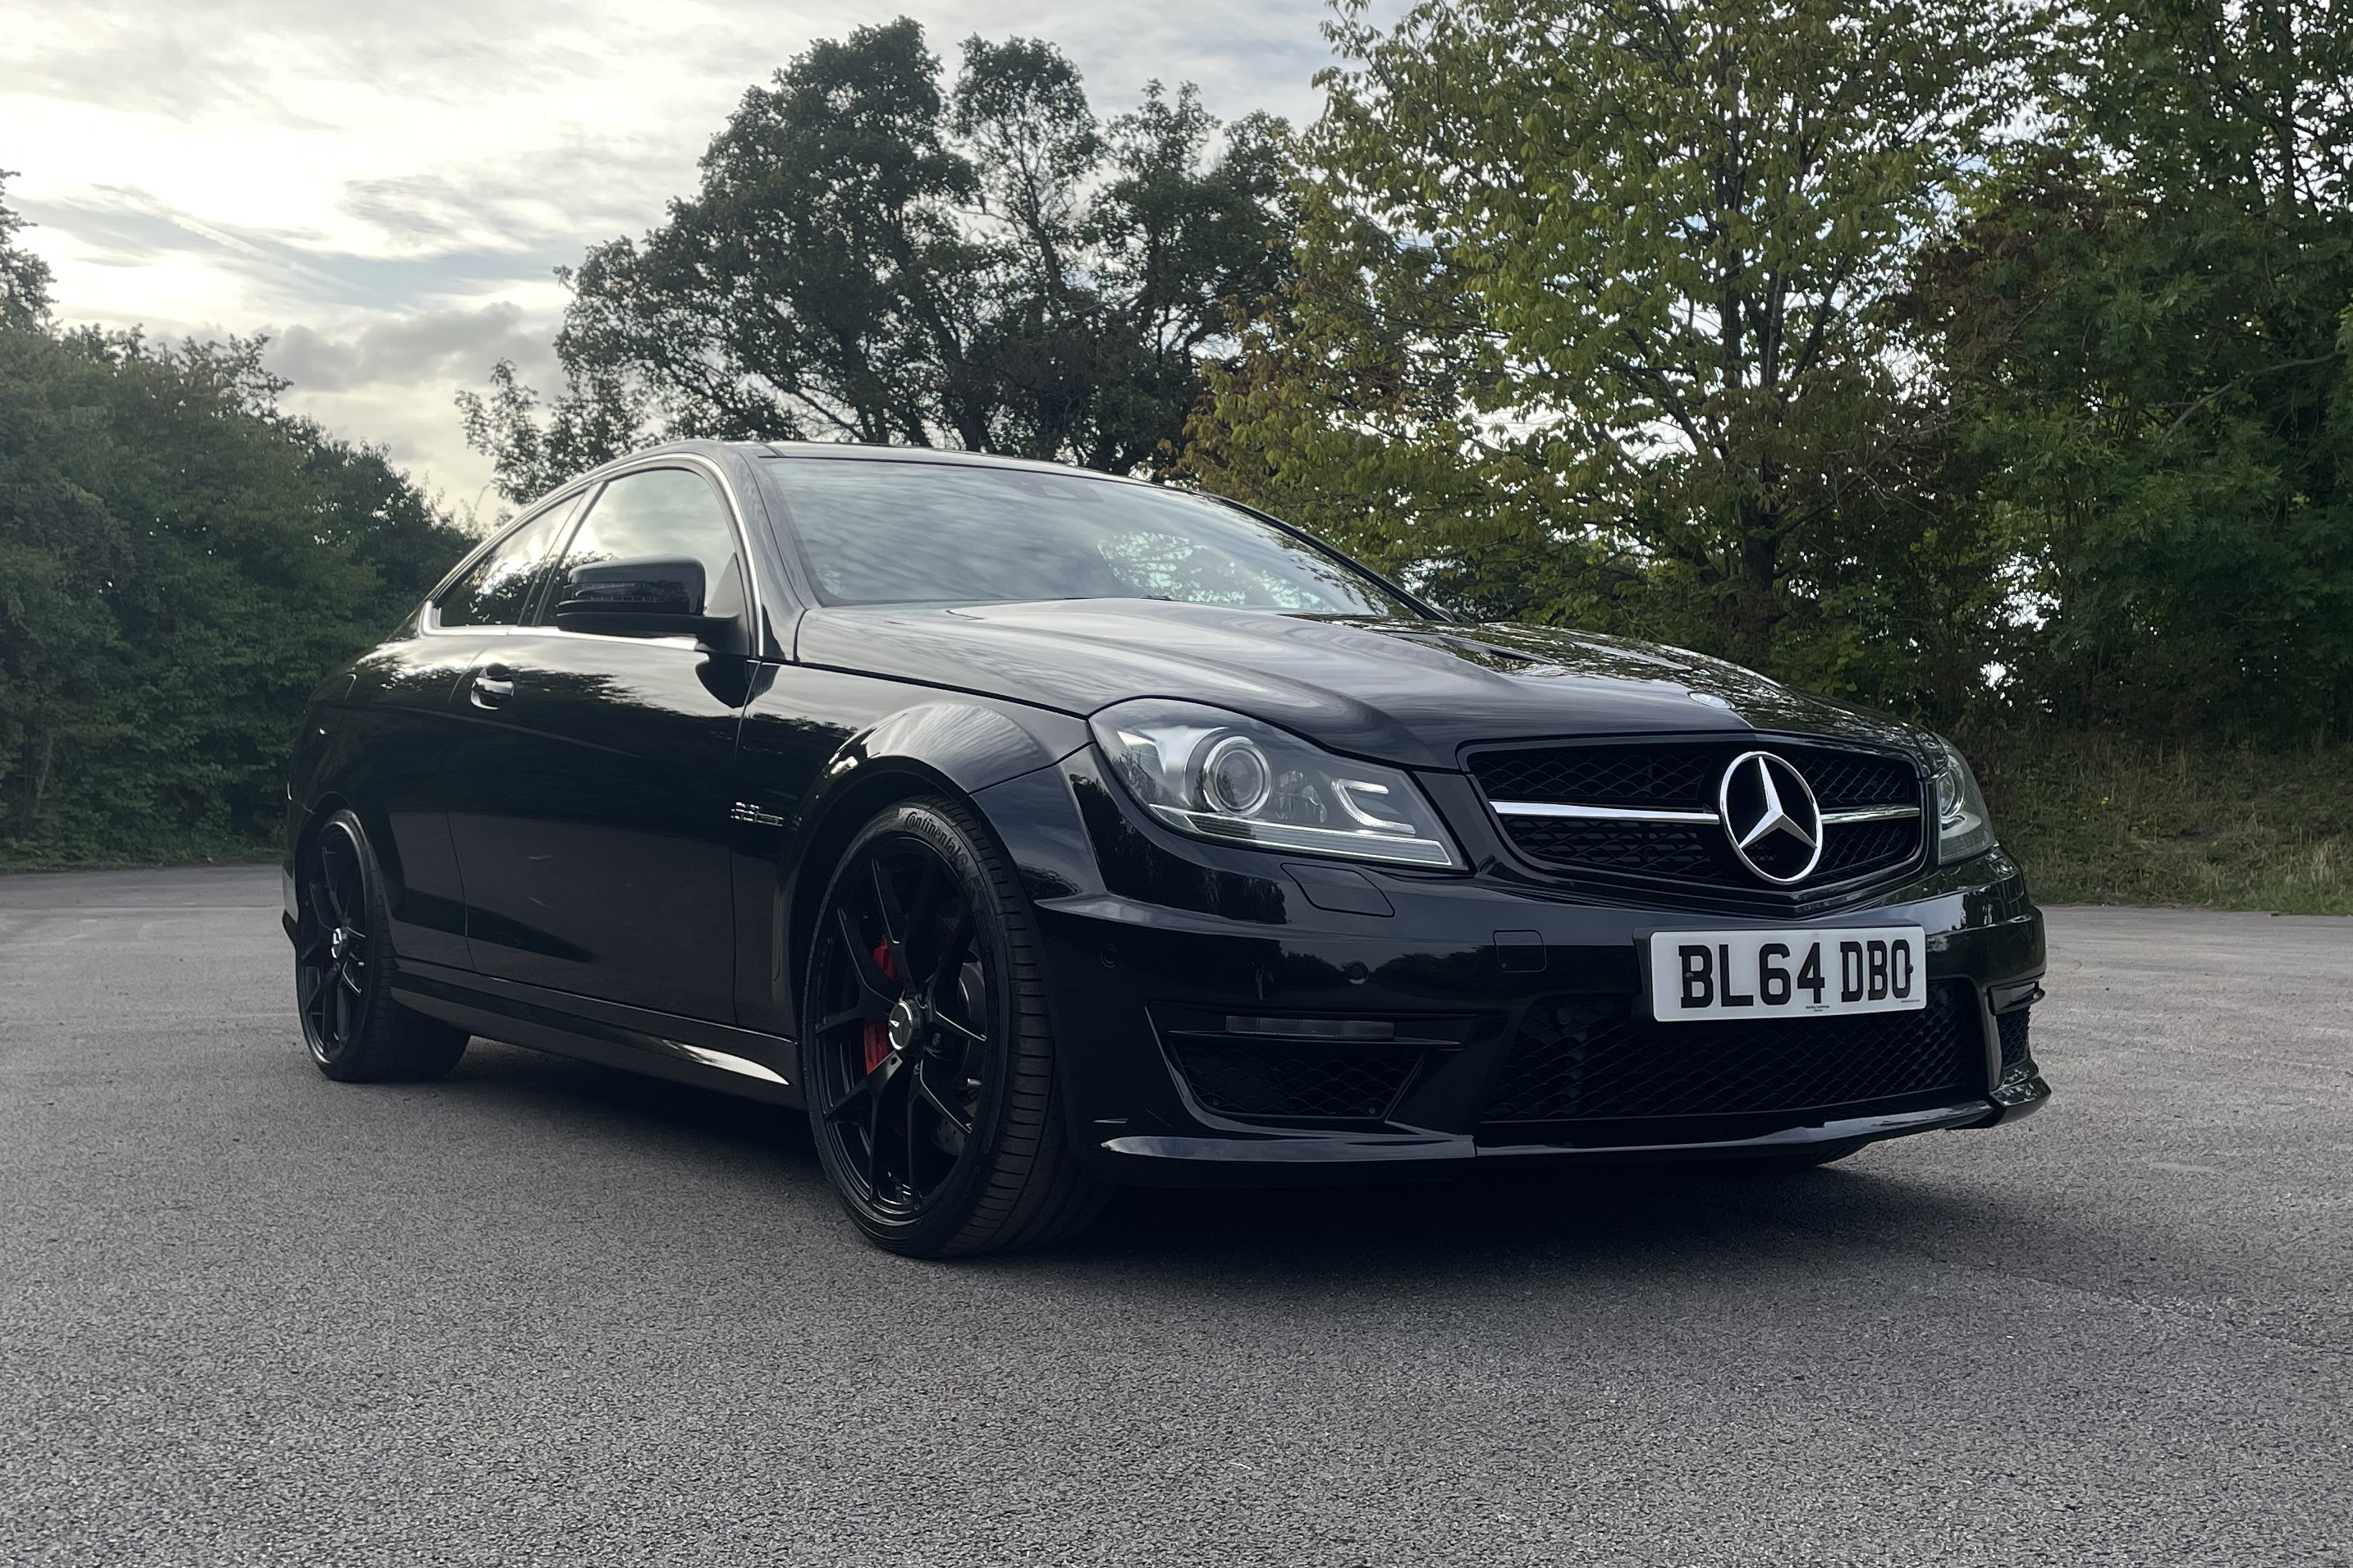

{"left": 4, "top": 0, "right": 1345, "bottom": 502}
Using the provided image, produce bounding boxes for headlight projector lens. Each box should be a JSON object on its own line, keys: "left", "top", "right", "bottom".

{"left": 1200, "top": 735, "right": 1273, "bottom": 816}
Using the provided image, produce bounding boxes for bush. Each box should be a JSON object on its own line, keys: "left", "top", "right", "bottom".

{"left": 0, "top": 324, "right": 471, "bottom": 867}
{"left": 1968, "top": 728, "right": 2353, "bottom": 914}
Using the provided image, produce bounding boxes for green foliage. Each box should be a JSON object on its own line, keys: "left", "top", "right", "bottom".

{"left": 1970, "top": 726, "right": 2353, "bottom": 913}
{"left": 460, "top": 19, "right": 1295, "bottom": 501}
{"left": 1188, "top": 0, "right": 2353, "bottom": 751}
{"left": 1184, "top": 0, "right": 2027, "bottom": 711}
{"left": 0, "top": 171, "right": 51, "bottom": 331}
{"left": 455, "top": 358, "right": 647, "bottom": 514}
{"left": 0, "top": 304, "right": 472, "bottom": 866}
{"left": 1911, "top": 0, "right": 2353, "bottom": 743}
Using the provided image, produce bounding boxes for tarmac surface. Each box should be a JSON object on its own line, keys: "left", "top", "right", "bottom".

{"left": 0, "top": 864, "right": 2346, "bottom": 1566}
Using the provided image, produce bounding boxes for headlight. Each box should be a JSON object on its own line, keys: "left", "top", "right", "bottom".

{"left": 1930, "top": 735, "right": 1997, "bottom": 863}
{"left": 1089, "top": 699, "right": 1464, "bottom": 870}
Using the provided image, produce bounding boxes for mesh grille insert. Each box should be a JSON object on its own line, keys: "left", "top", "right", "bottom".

{"left": 1483, "top": 981, "right": 1980, "bottom": 1123}
{"left": 1171, "top": 1042, "right": 1422, "bottom": 1120}
{"left": 1476, "top": 745, "right": 1724, "bottom": 810}
{"left": 1471, "top": 739, "right": 1925, "bottom": 890}
{"left": 1997, "top": 1008, "right": 2033, "bottom": 1081}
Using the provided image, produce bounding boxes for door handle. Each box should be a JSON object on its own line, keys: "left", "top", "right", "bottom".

{"left": 471, "top": 667, "right": 515, "bottom": 707}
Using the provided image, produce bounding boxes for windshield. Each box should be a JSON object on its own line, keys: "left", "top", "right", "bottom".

{"left": 760, "top": 457, "right": 1426, "bottom": 618}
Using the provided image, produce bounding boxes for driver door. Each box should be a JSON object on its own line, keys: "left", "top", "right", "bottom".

{"left": 446, "top": 465, "right": 753, "bottom": 1022}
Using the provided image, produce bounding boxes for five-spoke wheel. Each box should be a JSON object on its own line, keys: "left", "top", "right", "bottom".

{"left": 804, "top": 798, "right": 1103, "bottom": 1256}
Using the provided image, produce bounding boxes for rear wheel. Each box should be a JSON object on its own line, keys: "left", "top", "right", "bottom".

{"left": 803, "top": 798, "right": 1106, "bottom": 1257}
{"left": 295, "top": 810, "right": 469, "bottom": 1083}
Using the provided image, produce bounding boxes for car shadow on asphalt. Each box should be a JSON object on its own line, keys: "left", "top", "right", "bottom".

{"left": 1069, "top": 1162, "right": 1967, "bottom": 1273}
{"left": 433, "top": 1039, "right": 2044, "bottom": 1282}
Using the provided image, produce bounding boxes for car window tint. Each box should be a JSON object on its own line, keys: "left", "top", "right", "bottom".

{"left": 547, "top": 468, "right": 740, "bottom": 621}
{"left": 762, "top": 459, "right": 1421, "bottom": 617}
{"left": 434, "top": 496, "right": 578, "bottom": 628}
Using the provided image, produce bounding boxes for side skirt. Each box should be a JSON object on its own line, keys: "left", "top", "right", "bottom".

{"left": 386, "top": 958, "right": 803, "bottom": 1109}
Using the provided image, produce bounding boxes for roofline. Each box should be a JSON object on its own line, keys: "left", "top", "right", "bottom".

{"left": 573, "top": 437, "right": 1160, "bottom": 487}
{"left": 757, "top": 441, "right": 1161, "bottom": 484}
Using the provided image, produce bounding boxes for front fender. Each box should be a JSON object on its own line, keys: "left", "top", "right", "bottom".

{"left": 854, "top": 699, "right": 1084, "bottom": 797}
{"left": 731, "top": 680, "right": 1091, "bottom": 1037}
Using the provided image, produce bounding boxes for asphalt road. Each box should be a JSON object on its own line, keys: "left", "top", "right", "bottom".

{"left": 1, "top": 866, "right": 2347, "bottom": 1566}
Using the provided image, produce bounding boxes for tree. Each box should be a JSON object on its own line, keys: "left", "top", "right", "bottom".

{"left": 1911, "top": 0, "right": 2353, "bottom": 741}
{"left": 0, "top": 169, "right": 50, "bottom": 329}
{"left": 1184, "top": 0, "right": 2026, "bottom": 698}
{"left": 0, "top": 199, "right": 472, "bottom": 865}
{"left": 455, "top": 358, "right": 647, "bottom": 510}
{"left": 461, "top": 20, "right": 1293, "bottom": 501}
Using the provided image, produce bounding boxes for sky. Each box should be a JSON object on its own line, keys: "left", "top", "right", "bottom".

{"left": 2, "top": 0, "right": 1347, "bottom": 519}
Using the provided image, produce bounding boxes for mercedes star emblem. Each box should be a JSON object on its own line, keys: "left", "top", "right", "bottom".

{"left": 1717, "top": 751, "right": 1824, "bottom": 884}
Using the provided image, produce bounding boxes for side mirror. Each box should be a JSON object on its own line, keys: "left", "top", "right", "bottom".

{"left": 554, "top": 557, "right": 710, "bottom": 638}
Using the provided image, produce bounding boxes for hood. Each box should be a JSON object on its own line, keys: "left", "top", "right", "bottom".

{"left": 794, "top": 599, "right": 1923, "bottom": 770}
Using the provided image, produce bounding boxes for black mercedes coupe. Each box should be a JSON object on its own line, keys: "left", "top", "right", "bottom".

{"left": 283, "top": 441, "right": 2049, "bottom": 1255}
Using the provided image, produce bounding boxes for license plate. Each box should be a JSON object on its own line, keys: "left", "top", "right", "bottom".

{"left": 1644, "top": 926, "right": 1926, "bottom": 1022}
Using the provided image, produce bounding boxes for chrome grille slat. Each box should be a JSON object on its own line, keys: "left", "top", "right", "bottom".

{"left": 1489, "top": 801, "right": 1722, "bottom": 823}
{"left": 1468, "top": 738, "right": 1927, "bottom": 895}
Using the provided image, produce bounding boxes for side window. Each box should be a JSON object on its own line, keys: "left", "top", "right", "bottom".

{"left": 434, "top": 495, "right": 580, "bottom": 628}
{"left": 542, "top": 468, "right": 743, "bottom": 626}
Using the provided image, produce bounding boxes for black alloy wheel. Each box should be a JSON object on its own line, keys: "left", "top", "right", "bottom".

{"left": 804, "top": 798, "right": 1104, "bottom": 1257}
{"left": 296, "top": 810, "right": 469, "bottom": 1083}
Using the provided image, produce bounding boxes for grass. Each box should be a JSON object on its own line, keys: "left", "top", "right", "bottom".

{"left": 1967, "top": 728, "right": 2353, "bottom": 915}
{"left": 0, "top": 839, "right": 279, "bottom": 874}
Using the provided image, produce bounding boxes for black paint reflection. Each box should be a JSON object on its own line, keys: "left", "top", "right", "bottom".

{"left": 449, "top": 634, "right": 748, "bottom": 1020}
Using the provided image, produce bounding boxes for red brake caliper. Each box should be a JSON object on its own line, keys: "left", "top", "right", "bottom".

{"left": 862, "top": 942, "right": 896, "bottom": 1074}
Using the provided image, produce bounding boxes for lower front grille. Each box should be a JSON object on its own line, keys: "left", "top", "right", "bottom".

{"left": 1171, "top": 1042, "right": 1423, "bottom": 1120}
{"left": 1483, "top": 981, "right": 1980, "bottom": 1125}
{"left": 1151, "top": 1008, "right": 1481, "bottom": 1123}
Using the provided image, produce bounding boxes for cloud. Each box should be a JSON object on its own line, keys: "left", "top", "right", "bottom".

{"left": 6, "top": 0, "right": 1369, "bottom": 510}
{"left": 261, "top": 307, "right": 570, "bottom": 510}
{"left": 0, "top": 0, "right": 735, "bottom": 126}
{"left": 17, "top": 185, "right": 571, "bottom": 309}
{"left": 266, "top": 304, "right": 555, "bottom": 395}
{"left": 336, "top": 142, "right": 684, "bottom": 258}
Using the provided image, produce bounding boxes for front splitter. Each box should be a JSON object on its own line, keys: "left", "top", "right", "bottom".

{"left": 1095, "top": 1087, "right": 2047, "bottom": 1187}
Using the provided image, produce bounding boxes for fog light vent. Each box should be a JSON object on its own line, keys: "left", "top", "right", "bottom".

{"left": 1222, "top": 1015, "right": 1395, "bottom": 1040}
{"left": 1149, "top": 1007, "right": 1481, "bottom": 1124}
{"left": 1175, "top": 1045, "right": 1421, "bottom": 1120}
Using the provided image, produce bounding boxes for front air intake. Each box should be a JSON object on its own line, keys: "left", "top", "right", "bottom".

{"left": 1481, "top": 980, "right": 1980, "bottom": 1127}
{"left": 1149, "top": 1007, "right": 1479, "bottom": 1124}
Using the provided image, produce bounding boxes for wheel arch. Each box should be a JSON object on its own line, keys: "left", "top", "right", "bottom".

{"left": 291, "top": 789, "right": 405, "bottom": 901}
{"left": 782, "top": 761, "right": 994, "bottom": 1040}
{"left": 774, "top": 699, "right": 1086, "bottom": 1035}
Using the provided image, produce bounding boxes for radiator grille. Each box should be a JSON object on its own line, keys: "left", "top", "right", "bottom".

{"left": 1471, "top": 738, "right": 1926, "bottom": 893}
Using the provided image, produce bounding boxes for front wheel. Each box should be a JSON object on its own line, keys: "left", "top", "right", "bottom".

{"left": 295, "top": 809, "right": 469, "bottom": 1083}
{"left": 803, "top": 798, "right": 1106, "bottom": 1257}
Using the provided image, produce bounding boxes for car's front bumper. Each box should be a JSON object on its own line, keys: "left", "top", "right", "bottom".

{"left": 982, "top": 759, "right": 2049, "bottom": 1188}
